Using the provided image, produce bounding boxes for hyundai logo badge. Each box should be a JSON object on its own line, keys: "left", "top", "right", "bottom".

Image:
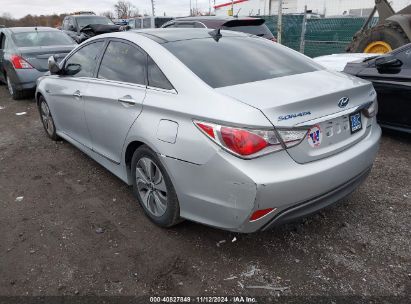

{"left": 338, "top": 97, "right": 350, "bottom": 108}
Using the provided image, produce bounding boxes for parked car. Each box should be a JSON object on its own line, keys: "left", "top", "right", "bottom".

{"left": 36, "top": 29, "right": 380, "bottom": 232}
{"left": 61, "top": 14, "right": 123, "bottom": 43}
{"left": 128, "top": 16, "right": 173, "bottom": 29}
{"left": 0, "top": 27, "right": 76, "bottom": 99}
{"left": 344, "top": 44, "right": 411, "bottom": 133}
{"left": 161, "top": 16, "right": 276, "bottom": 41}
{"left": 315, "top": 45, "right": 411, "bottom": 133}
{"left": 314, "top": 53, "right": 377, "bottom": 72}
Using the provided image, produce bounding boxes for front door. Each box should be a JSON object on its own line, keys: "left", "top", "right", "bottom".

{"left": 48, "top": 40, "right": 105, "bottom": 148}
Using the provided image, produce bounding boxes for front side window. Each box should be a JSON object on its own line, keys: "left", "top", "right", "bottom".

{"left": 98, "top": 41, "right": 146, "bottom": 85}
{"left": 148, "top": 57, "right": 173, "bottom": 90}
{"left": 164, "top": 36, "right": 322, "bottom": 88}
{"left": 64, "top": 41, "right": 104, "bottom": 77}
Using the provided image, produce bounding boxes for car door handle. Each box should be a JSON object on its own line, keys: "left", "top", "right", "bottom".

{"left": 73, "top": 90, "right": 82, "bottom": 98}
{"left": 118, "top": 95, "right": 137, "bottom": 105}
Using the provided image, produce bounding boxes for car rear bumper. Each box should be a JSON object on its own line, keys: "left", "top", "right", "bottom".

{"left": 162, "top": 122, "right": 381, "bottom": 233}
{"left": 261, "top": 166, "right": 371, "bottom": 230}
{"left": 8, "top": 68, "right": 45, "bottom": 91}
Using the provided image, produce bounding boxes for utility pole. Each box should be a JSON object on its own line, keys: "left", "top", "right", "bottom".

{"left": 299, "top": 5, "right": 307, "bottom": 53}
{"left": 151, "top": 0, "right": 155, "bottom": 16}
{"left": 277, "top": 0, "right": 283, "bottom": 44}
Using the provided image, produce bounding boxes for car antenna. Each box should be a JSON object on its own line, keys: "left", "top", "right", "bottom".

{"left": 209, "top": 27, "right": 222, "bottom": 42}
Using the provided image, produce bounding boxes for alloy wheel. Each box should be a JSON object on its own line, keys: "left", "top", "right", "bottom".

{"left": 135, "top": 157, "right": 168, "bottom": 217}
{"left": 40, "top": 100, "right": 55, "bottom": 136}
{"left": 6, "top": 76, "right": 14, "bottom": 96}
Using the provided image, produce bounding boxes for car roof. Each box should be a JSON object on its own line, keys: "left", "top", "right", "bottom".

{"left": 8, "top": 27, "right": 60, "bottom": 33}
{"left": 72, "top": 15, "right": 107, "bottom": 18}
{"left": 130, "top": 28, "right": 248, "bottom": 43}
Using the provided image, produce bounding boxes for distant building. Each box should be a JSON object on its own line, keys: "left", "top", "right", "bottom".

{"left": 214, "top": 0, "right": 410, "bottom": 17}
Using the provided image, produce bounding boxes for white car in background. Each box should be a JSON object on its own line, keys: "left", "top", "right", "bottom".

{"left": 313, "top": 53, "right": 377, "bottom": 72}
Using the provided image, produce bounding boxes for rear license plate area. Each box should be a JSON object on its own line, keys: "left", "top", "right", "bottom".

{"left": 349, "top": 112, "right": 362, "bottom": 134}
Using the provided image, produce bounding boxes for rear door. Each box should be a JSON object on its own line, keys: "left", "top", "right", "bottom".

{"left": 358, "top": 46, "right": 411, "bottom": 130}
{"left": 84, "top": 39, "right": 146, "bottom": 164}
{"left": 48, "top": 40, "right": 105, "bottom": 148}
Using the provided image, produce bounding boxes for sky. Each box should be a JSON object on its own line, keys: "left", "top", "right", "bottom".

{"left": 1, "top": 0, "right": 215, "bottom": 19}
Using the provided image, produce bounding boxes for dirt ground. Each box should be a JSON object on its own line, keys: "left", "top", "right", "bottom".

{"left": 0, "top": 85, "right": 410, "bottom": 300}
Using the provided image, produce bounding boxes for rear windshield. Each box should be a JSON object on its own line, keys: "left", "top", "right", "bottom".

{"left": 163, "top": 36, "right": 321, "bottom": 88}
{"left": 223, "top": 25, "right": 274, "bottom": 38}
{"left": 12, "top": 31, "right": 74, "bottom": 47}
{"left": 77, "top": 17, "right": 114, "bottom": 29}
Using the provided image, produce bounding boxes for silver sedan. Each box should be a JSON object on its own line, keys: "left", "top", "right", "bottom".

{"left": 35, "top": 29, "right": 381, "bottom": 232}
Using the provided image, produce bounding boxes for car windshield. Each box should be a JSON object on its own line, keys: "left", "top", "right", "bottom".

{"left": 223, "top": 25, "right": 274, "bottom": 38}
{"left": 163, "top": 35, "right": 321, "bottom": 88}
{"left": 77, "top": 17, "right": 114, "bottom": 29}
{"left": 12, "top": 31, "right": 74, "bottom": 47}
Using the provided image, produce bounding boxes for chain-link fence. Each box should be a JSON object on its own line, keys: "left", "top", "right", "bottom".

{"left": 260, "top": 14, "right": 379, "bottom": 57}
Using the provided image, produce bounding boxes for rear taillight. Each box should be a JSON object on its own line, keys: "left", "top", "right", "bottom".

{"left": 10, "top": 55, "right": 33, "bottom": 69}
{"left": 194, "top": 121, "right": 307, "bottom": 158}
{"left": 362, "top": 100, "right": 378, "bottom": 118}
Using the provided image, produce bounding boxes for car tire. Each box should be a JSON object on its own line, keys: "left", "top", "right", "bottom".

{"left": 38, "top": 95, "right": 59, "bottom": 141}
{"left": 131, "top": 145, "right": 182, "bottom": 228}
{"left": 6, "top": 74, "right": 26, "bottom": 100}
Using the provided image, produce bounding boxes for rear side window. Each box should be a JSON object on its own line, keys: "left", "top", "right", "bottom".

{"left": 148, "top": 57, "right": 173, "bottom": 90}
{"left": 164, "top": 36, "right": 321, "bottom": 88}
{"left": 65, "top": 41, "right": 104, "bottom": 78}
{"left": 98, "top": 41, "right": 146, "bottom": 85}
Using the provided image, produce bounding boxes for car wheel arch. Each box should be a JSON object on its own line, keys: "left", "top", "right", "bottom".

{"left": 35, "top": 92, "right": 43, "bottom": 106}
{"left": 124, "top": 139, "right": 162, "bottom": 184}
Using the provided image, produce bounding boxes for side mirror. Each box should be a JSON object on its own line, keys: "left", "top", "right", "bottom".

{"left": 375, "top": 55, "right": 402, "bottom": 69}
{"left": 68, "top": 25, "right": 76, "bottom": 32}
{"left": 65, "top": 63, "right": 81, "bottom": 76}
{"left": 48, "top": 56, "right": 61, "bottom": 75}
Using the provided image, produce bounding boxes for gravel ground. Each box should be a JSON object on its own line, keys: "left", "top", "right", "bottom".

{"left": 0, "top": 85, "right": 410, "bottom": 300}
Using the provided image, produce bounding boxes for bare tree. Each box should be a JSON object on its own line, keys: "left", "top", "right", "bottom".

{"left": 101, "top": 11, "right": 115, "bottom": 20}
{"left": 114, "top": 0, "right": 138, "bottom": 19}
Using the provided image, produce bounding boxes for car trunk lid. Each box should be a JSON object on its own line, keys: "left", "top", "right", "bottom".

{"left": 18, "top": 45, "right": 75, "bottom": 72}
{"left": 215, "top": 70, "right": 376, "bottom": 163}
